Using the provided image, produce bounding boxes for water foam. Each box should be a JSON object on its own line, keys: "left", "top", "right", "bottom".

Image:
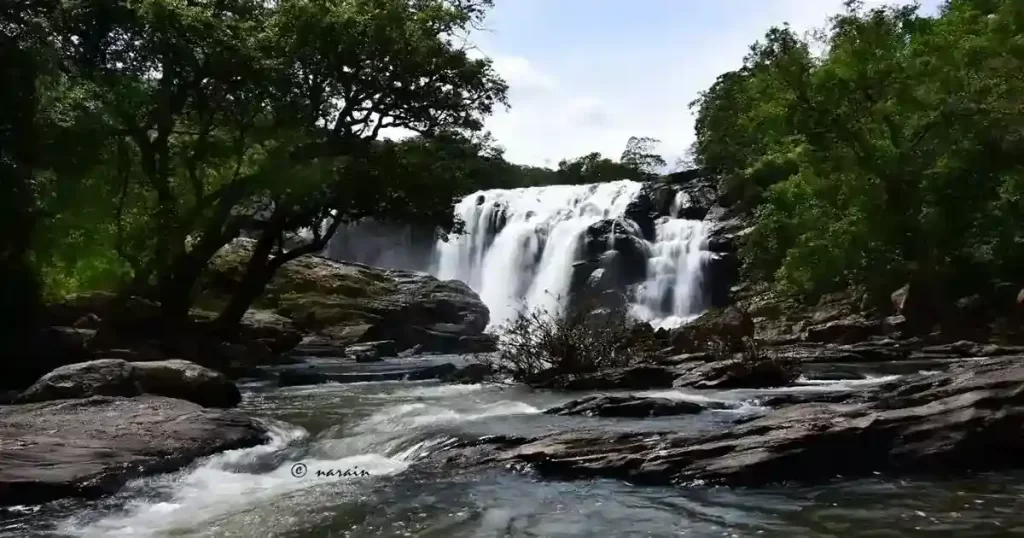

{"left": 434, "top": 180, "right": 645, "bottom": 327}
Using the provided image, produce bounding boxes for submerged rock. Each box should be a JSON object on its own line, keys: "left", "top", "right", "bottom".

{"left": 434, "top": 357, "right": 1024, "bottom": 486}
{"left": 15, "top": 359, "right": 241, "bottom": 408}
{"left": 544, "top": 395, "right": 711, "bottom": 418}
{"left": 0, "top": 395, "right": 268, "bottom": 506}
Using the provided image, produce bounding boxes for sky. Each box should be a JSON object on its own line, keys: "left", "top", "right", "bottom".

{"left": 469, "top": 0, "right": 944, "bottom": 168}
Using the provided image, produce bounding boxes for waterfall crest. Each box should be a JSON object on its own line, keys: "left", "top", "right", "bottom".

{"left": 328, "top": 180, "right": 714, "bottom": 330}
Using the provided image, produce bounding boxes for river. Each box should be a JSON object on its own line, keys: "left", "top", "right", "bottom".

{"left": 4, "top": 357, "right": 1023, "bottom": 537}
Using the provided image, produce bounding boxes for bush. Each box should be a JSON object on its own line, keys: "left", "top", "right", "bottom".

{"left": 484, "top": 302, "right": 662, "bottom": 383}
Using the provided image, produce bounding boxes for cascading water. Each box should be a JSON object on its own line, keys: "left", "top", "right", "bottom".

{"left": 631, "top": 191, "right": 712, "bottom": 329}
{"left": 433, "top": 181, "right": 644, "bottom": 327}
{"left": 328, "top": 180, "right": 713, "bottom": 329}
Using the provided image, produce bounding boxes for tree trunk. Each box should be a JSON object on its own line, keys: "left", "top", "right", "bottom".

{"left": 214, "top": 214, "right": 344, "bottom": 333}
{"left": 213, "top": 228, "right": 278, "bottom": 333}
{"left": 1, "top": 43, "right": 44, "bottom": 357}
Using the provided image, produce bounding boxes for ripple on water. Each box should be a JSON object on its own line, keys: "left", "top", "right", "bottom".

{"left": 12, "top": 375, "right": 1024, "bottom": 538}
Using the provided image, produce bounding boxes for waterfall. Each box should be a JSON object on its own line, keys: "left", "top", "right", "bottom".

{"left": 328, "top": 181, "right": 713, "bottom": 330}
{"left": 434, "top": 180, "right": 644, "bottom": 327}
{"left": 631, "top": 192, "right": 712, "bottom": 329}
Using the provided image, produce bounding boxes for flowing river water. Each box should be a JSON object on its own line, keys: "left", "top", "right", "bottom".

{"left": 4, "top": 357, "right": 1023, "bottom": 537}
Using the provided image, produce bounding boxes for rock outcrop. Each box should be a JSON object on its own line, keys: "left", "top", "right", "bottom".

{"left": 204, "top": 238, "right": 494, "bottom": 354}
{"left": 432, "top": 357, "right": 1024, "bottom": 486}
{"left": 15, "top": 359, "right": 241, "bottom": 408}
{"left": 671, "top": 356, "right": 801, "bottom": 389}
{"left": 544, "top": 395, "right": 712, "bottom": 418}
{"left": 0, "top": 395, "right": 268, "bottom": 506}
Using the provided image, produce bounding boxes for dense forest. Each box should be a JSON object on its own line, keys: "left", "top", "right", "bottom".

{"left": 690, "top": 0, "right": 1023, "bottom": 305}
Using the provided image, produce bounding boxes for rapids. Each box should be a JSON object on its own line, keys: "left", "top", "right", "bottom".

{"left": 6, "top": 358, "right": 1022, "bottom": 538}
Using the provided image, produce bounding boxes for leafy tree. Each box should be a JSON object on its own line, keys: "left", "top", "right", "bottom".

{"left": 691, "top": 0, "right": 1024, "bottom": 306}
{"left": 9, "top": 0, "right": 507, "bottom": 346}
{"left": 620, "top": 136, "right": 667, "bottom": 175}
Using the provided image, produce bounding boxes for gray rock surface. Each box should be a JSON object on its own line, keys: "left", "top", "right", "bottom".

{"left": 544, "top": 395, "right": 714, "bottom": 418}
{"left": 433, "top": 357, "right": 1024, "bottom": 486}
{"left": 205, "top": 239, "right": 493, "bottom": 354}
{"left": 15, "top": 359, "right": 241, "bottom": 408}
{"left": 0, "top": 395, "right": 268, "bottom": 506}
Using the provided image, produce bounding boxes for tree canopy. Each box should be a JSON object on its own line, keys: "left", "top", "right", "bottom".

{"left": 2, "top": 0, "right": 509, "bottom": 343}
{"left": 690, "top": 0, "right": 1024, "bottom": 303}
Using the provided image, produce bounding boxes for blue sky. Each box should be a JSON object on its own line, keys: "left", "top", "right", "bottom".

{"left": 470, "top": 0, "right": 944, "bottom": 167}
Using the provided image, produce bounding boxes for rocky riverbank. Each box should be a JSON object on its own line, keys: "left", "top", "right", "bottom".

{"left": 0, "top": 359, "right": 270, "bottom": 507}
{"left": 2, "top": 238, "right": 495, "bottom": 393}
{"left": 427, "top": 356, "right": 1024, "bottom": 486}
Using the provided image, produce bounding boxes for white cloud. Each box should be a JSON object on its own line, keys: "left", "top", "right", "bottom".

{"left": 491, "top": 56, "right": 558, "bottom": 95}
{"left": 474, "top": 0, "right": 943, "bottom": 168}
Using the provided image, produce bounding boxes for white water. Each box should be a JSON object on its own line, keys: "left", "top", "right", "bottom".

{"left": 330, "top": 180, "right": 714, "bottom": 329}
{"left": 632, "top": 192, "right": 713, "bottom": 329}
{"left": 59, "top": 385, "right": 539, "bottom": 538}
{"left": 434, "top": 180, "right": 646, "bottom": 327}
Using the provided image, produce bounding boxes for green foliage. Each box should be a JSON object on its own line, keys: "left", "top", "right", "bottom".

{"left": 11, "top": 0, "right": 509, "bottom": 321}
{"left": 692, "top": 0, "right": 1024, "bottom": 302}
{"left": 620, "top": 136, "right": 667, "bottom": 175}
{"left": 485, "top": 301, "right": 661, "bottom": 383}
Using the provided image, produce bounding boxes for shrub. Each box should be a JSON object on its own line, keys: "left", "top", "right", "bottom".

{"left": 484, "top": 301, "right": 662, "bottom": 383}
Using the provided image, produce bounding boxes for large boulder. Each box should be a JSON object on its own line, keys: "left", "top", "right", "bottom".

{"left": 238, "top": 309, "right": 303, "bottom": 354}
{"left": 15, "top": 359, "right": 241, "bottom": 408}
{"left": 203, "top": 239, "right": 491, "bottom": 354}
{"left": 0, "top": 395, "right": 268, "bottom": 506}
{"left": 527, "top": 365, "right": 677, "bottom": 391}
{"left": 672, "top": 356, "right": 801, "bottom": 389}
{"left": 668, "top": 305, "right": 754, "bottom": 353}
{"left": 544, "top": 395, "right": 711, "bottom": 418}
{"left": 435, "top": 357, "right": 1024, "bottom": 486}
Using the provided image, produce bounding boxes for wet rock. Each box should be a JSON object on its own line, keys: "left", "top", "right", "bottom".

{"left": 277, "top": 361, "right": 460, "bottom": 386}
{"left": 706, "top": 254, "right": 742, "bottom": 309}
{"left": 672, "top": 357, "right": 801, "bottom": 389}
{"left": 15, "top": 359, "right": 242, "bottom": 408}
{"left": 238, "top": 309, "right": 303, "bottom": 354}
{"left": 528, "top": 365, "right": 677, "bottom": 391}
{"left": 347, "top": 340, "right": 398, "bottom": 362}
{"left": 883, "top": 315, "right": 907, "bottom": 335}
{"left": 891, "top": 282, "right": 943, "bottom": 334}
{"left": 442, "top": 363, "right": 493, "bottom": 384}
{"left": 545, "top": 395, "right": 710, "bottom": 418}
{"left": 669, "top": 305, "right": 754, "bottom": 353}
{"left": 0, "top": 395, "right": 268, "bottom": 506}
{"left": 804, "top": 317, "right": 883, "bottom": 344}
{"left": 440, "top": 357, "right": 1024, "bottom": 486}
{"left": 752, "top": 390, "right": 863, "bottom": 408}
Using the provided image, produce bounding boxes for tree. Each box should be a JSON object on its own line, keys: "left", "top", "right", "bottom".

{"left": 14, "top": 0, "right": 507, "bottom": 346}
{"left": 620, "top": 136, "right": 667, "bottom": 175}
{"left": 1, "top": 0, "right": 59, "bottom": 352}
{"left": 691, "top": 0, "right": 1024, "bottom": 304}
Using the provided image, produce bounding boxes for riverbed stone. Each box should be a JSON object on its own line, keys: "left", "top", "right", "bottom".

{"left": 544, "top": 395, "right": 712, "bottom": 418}
{"left": 672, "top": 356, "right": 801, "bottom": 389}
{"left": 434, "top": 357, "right": 1024, "bottom": 486}
{"left": 0, "top": 395, "right": 268, "bottom": 506}
{"left": 15, "top": 359, "right": 241, "bottom": 408}
{"left": 527, "top": 365, "right": 678, "bottom": 391}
